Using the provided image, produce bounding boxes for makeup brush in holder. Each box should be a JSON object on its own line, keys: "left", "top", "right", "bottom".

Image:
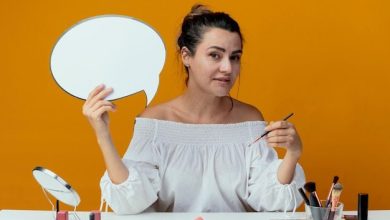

{"left": 327, "top": 183, "right": 343, "bottom": 220}
{"left": 304, "top": 182, "right": 321, "bottom": 207}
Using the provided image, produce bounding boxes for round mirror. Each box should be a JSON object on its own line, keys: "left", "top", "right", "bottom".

{"left": 32, "top": 166, "right": 80, "bottom": 207}
{"left": 50, "top": 15, "right": 166, "bottom": 105}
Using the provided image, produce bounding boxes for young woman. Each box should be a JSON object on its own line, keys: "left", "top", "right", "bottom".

{"left": 83, "top": 5, "right": 305, "bottom": 214}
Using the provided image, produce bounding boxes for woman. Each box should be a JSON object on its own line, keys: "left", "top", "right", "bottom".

{"left": 83, "top": 5, "right": 305, "bottom": 214}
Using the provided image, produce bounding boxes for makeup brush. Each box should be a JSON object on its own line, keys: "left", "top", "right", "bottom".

{"left": 304, "top": 182, "right": 321, "bottom": 207}
{"left": 325, "top": 176, "right": 339, "bottom": 207}
{"left": 328, "top": 183, "right": 343, "bottom": 220}
{"left": 298, "top": 187, "right": 310, "bottom": 205}
{"left": 248, "top": 113, "right": 294, "bottom": 146}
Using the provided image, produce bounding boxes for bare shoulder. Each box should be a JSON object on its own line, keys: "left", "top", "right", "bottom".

{"left": 232, "top": 99, "right": 264, "bottom": 121}
{"left": 138, "top": 102, "right": 172, "bottom": 120}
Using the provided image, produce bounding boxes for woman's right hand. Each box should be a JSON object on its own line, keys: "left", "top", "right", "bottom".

{"left": 82, "top": 84, "right": 116, "bottom": 138}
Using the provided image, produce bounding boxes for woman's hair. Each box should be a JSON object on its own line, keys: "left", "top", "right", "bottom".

{"left": 177, "top": 4, "right": 243, "bottom": 77}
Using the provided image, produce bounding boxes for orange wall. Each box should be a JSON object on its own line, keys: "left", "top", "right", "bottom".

{"left": 1, "top": 0, "right": 389, "bottom": 211}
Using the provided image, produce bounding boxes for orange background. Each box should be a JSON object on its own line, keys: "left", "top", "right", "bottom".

{"left": 1, "top": 0, "right": 389, "bottom": 212}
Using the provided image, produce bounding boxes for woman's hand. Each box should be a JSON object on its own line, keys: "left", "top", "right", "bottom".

{"left": 264, "top": 120, "right": 303, "bottom": 184}
{"left": 264, "top": 120, "right": 302, "bottom": 158}
{"left": 82, "top": 84, "right": 116, "bottom": 138}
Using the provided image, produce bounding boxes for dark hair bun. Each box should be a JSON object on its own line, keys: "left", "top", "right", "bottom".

{"left": 187, "top": 4, "right": 212, "bottom": 18}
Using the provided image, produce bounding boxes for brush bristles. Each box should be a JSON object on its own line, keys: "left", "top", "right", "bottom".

{"left": 333, "top": 176, "right": 339, "bottom": 184}
{"left": 304, "top": 182, "right": 316, "bottom": 192}
{"left": 332, "top": 183, "right": 343, "bottom": 198}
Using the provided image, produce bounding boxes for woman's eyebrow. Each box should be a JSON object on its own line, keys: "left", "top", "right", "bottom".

{"left": 208, "top": 46, "right": 226, "bottom": 52}
{"left": 207, "top": 46, "right": 242, "bottom": 54}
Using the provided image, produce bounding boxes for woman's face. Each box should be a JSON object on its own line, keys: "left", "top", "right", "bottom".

{"left": 183, "top": 28, "right": 242, "bottom": 97}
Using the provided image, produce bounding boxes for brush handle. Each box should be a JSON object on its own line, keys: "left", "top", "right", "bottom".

{"left": 325, "top": 184, "right": 334, "bottom": 207}
{"left": 325, "top": 198, "right": 331, "bottom": 208}
{"left": 298, "top": 188, "right": 310, "bottom": 205}
{"left": 328, "top": 210, "right": 335, "bottom": 220}
{"left": 309, "top": 193, "right": 320, "bottom": 207}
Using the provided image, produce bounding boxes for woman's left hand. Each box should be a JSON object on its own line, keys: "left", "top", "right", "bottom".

{"left": 264, "top": 120, "right": 302, "bottom": 157}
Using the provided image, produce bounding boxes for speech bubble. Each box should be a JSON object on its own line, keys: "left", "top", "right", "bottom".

{"left": 50, "top": 15, "right": 166, "bottom": 105}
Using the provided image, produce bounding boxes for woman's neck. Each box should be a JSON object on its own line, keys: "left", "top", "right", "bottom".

{"left": 175, "top": 89, "right": 233, "bottom": 124}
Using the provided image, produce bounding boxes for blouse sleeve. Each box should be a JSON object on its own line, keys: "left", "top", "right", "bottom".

{"left": 100, "top": 121, "right": 161, "bottom": 215}
{"left": 246, "top": 140, "right": 306, "bottom": 212}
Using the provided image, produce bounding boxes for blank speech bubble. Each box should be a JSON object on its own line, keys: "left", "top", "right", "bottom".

{"left": 50, "top": 15, "right": 166, "bottom": 105}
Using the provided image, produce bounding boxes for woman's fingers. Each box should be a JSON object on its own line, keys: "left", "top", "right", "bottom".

{"left": 85, "top": 86, "right": 113, "bottom": 106}
{"left": 83, "top": 86, "right": 113, "bottom": 114}
{"left": 83, "top": 86, "right": 104, "bottom": 114}
{"left": 83, "top": 85, "right": 116, "bottom": 121}
{"left": 266, "top": 127, "right": 295, "bottom": 138}
{"left": 84, "top": 101, "right": 116, "bottom": 121}
{"left": 89, "top": 87, "right": 113, "bottom": 106}
{"left": 82, "top": 85, "right": 117, "bottom": 136}
{"left": 90, "top": 105, "right": 116, "bottom": 121}
{"left": 85, "top": 84, "right": 105, "bottom": 104}
{"left": 264, "top": 121, "right": 296, "bottom": 148}
{"left": 266, "top": 135, "right": 294, "bottom": 146}
{"left": 89, "top": 100, "right": 116, "bottom": 113}
{"left": 264, "top": 120, "right": 292, "bottom": 131}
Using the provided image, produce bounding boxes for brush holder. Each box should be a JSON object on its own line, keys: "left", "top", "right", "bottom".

{"left": 305, "top": 200, "right": 344, "bottom": 220}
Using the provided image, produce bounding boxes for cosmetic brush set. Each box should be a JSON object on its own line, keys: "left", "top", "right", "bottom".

{"left": 299, "top": 176, "right": 343, "bottom": 220}
{"left": 299, "top": 176, "right": 369, "bottom": 220}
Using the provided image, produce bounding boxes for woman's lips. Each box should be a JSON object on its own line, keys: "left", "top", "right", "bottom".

{"left": 213, "top": 78, "right": 231, "bottom": 86}
{"left": 213, "top": 77, "right": 231, "bottom": 82}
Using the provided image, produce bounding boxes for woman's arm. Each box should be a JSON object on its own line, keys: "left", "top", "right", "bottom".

{"left": 247, "top": 141, "right": 305, "bottom": 212}
{"left": 97, "top": 135, "right": 129, "bottom": 184}
{"left": 277, "top": 150, "right": 301, "bottom": 184}
{"left": 82, "top": 84, "right": 129, "bottom": 184}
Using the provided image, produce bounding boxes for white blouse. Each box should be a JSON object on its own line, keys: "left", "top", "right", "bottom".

{"left": 100, "top": 117, "right": 305, "bottom": 214}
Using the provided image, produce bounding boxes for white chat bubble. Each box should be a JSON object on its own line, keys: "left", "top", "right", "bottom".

{"left": 50, "top": 15, "right": 166, "bottom": 105}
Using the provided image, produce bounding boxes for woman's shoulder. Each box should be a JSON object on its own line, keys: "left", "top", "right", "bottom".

{"left": 138, "top": 100, "right": 175, "bottom": 120}
{"left": 232, "top": 99, "right": 264, "bottom": 122}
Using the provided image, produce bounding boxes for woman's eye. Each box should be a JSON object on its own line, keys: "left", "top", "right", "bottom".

{"left": 209, "top": 53, "right": 221, "bottom": 60}
{"left": 230, "top": 55, "right": 241, "bottom": 61}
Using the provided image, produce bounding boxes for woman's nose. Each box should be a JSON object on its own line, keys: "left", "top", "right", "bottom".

{"left": 219, "top": 58, "right": 232, "bottom": 73}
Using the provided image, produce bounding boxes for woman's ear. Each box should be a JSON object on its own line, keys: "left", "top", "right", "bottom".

{"left": 181, "top": 47, "right": 191, "bottom": 67}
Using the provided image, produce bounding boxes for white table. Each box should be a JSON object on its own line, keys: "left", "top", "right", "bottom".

{"left": 1, "top": 210, "right": 390, "bottom": 220}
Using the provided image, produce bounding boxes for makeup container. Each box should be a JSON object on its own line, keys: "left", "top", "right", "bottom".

{"left": 358, "top": 193, "right": 368, "bottom": 220}
{"left": 56, "top": 211, "right": 68, "bottom": 220}
{"left": 89, "top": 210, "right": 101, "bottom": 220}
{"left": 305, "top": 200, "right": 344, "bottom": 220}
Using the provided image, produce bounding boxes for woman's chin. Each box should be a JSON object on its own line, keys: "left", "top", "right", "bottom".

{"left": 212, "top": 89, "right": 231, "bottom": 97}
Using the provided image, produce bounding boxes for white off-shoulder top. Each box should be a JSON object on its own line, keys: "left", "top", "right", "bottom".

{"left": 100, "top": 117, "right": 305, "bottom": 214}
